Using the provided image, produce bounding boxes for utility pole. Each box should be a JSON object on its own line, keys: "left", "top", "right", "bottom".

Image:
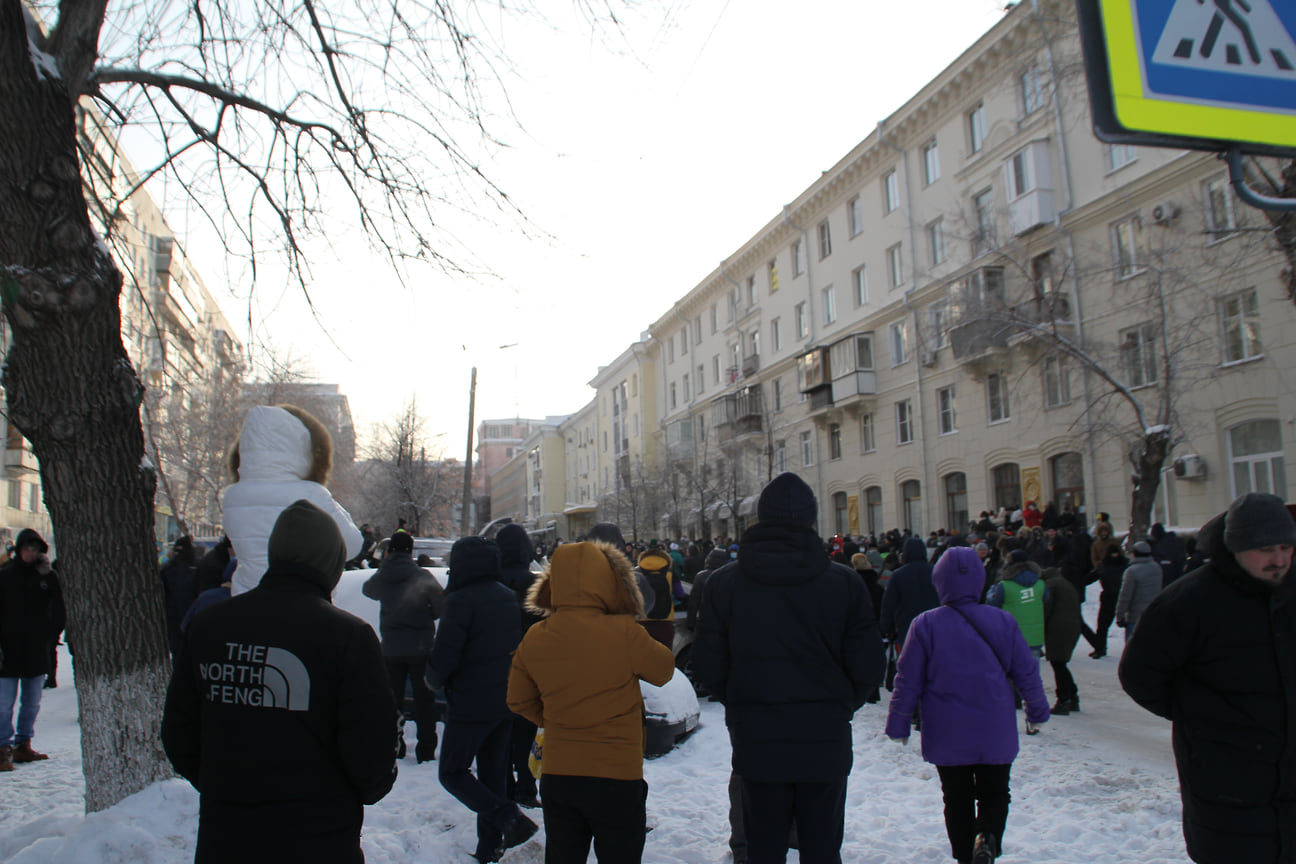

{"left": 460, "top": 367, "right": 476, "bottom": 536}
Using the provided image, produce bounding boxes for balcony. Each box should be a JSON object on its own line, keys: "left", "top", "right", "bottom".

{"left": 1008, "top": 187, "right": 1056, "bottom": 235}
{"left": 741, "top": 354, "right": 760, "bottom": 377}
{"left": 831, "top": 370, "right": 877, "bottom": 404}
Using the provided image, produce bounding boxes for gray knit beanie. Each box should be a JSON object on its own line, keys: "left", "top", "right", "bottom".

{"left": 1224, "top": 492, "right": 1296, "bottom": 554}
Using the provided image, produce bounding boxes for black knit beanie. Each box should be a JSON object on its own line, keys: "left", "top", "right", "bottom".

{"left": 267, "top": 499, "right": 346, "bottom": 591}
{"left": 588, "top": 522, "right": 627, "bottom": 548}
{"left": 389, "top": 530, "right": 414, "bottom": 553}
{"left": 757, "top": 472, "right": 817, "bottom": 526}
{"left": 1223, "top": 492, "right": 1296, "bottom": 554}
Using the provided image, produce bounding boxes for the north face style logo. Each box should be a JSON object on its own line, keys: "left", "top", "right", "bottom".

{"left": 199, "top": 642, "right": 311, "bottom": 711}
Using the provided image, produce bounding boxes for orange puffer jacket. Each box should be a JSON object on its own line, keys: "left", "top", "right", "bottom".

{"left": 508, "top": 541, "right": 675, "bottom": 780}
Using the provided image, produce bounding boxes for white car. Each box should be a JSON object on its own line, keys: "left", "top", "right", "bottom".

{"left": 333, "top": 568, "right": 700, "bottom": 757}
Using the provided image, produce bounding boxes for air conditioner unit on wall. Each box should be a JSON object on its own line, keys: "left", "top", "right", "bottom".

{"left": 1151, "top": 201, "right": 1180, "bottom": 225}
{"left": 1173, "top": 454, "right": 1206, "bottom": 480}
{"left": 921, "top": 351, "right": 939, "bottom": 368}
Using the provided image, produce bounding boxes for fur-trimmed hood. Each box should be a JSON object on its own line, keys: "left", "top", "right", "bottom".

{"left": 526, "top": 540, "right": 643, "bottom": 618}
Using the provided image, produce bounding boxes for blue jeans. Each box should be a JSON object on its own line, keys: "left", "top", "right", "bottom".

{"left": 0, "top": 676, "right": 46, "bottom": 747}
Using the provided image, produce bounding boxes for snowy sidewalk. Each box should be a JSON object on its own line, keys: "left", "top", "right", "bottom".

{"left": 1, "top": 639, "right": 1188, "bottom": 863}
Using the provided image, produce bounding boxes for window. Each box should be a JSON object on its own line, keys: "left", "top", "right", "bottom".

{"left": 1043, "top": 354, "right": 1072, "bottom": 407}
{"left": 896, "top": 399, "right": 913, "bottom": 444}
{"left": 883, "top": 170, "right": 900, "bottom": 213}
{"left": 1112, "top": 215, "right": 1145, "bottom": 278}
{"left": 860, "top": 412, "right": 876, "bottom": 453}
{"left": 937, "top": 385, "right": 957, "bottom": 435}
{"left": 973, "top": 188, "right": 994, "bottom": 252}
{"left": 669, "top": 382, "right": 677, "bottom": 410}
{"left": 848, "top": 195, "right": 864, "bottom": 237}
{"left": 993, "top": 463, "right": 1022, "bottom": 510}
{"left": 901, "top": 479, "right": 922, "bottom": 534}
{"left": 856, "top": 333, "right": 874, "bottom": 370}
{"left": 1107, "top": 143, "right": 1137, "bottom": 171}
{"left": 680, "top": 327, "right": 688, "bottom": 355}
{"left": 852, "top": 266, "right": 868, "bottom": 307}
{"left": 1220, "top": 288, "right": 1262, "bottom": 363}
{"left": 667, "top": 337, "right": 675, "bottom": 364}
{"left": 1006, "top": 147, "right": 1037, "bottom": 200}
{"left": 796, "top": 302, "right": 809, "bottom": 339}
{"left": 1204, "top": 176, "right": 1237, "bottom": 239}
{"left": 792, "top": 239, "right": 806, "bottom": 276}
{"left": 1120, "top": 323, "right": 1159, "bottom": 387}
{"left": 1228, "top": 419, "right": 1287, "bottom": 497}
{"left": 886, "top": 243, "right": 904, "bottom": 287}
{"left": 1051, "top": 452, "right": 1085, "bottom": 514}
{"left": 683, "top": 374, "right": 691, "bottom": 401}
{"left": 697, "top": 364, "right": 705, "bottom": 394}
{"left": 710, "top": 304, "right": 718, "bottom": 333}
{"left": 746, "top": 275, "right": 757, "bottom": 308}
{"left": 818, "top": 220, "right": 832, "bottom": 260}
{"left": 771, "top": 318, "right": 782, "bottom": 352}
{"left": 822, "top": 285, "right": 837, "bottom": 325}
{"left": 987, "top": 372, "right": 1011, "bottom": 423}
{"left": 968, "top": 103, "right": 986, "bottom": 154}
{"left": 890, "top": 319, "right": 909, "bottom": 366}
{"left": 833, "top": 491, "right": 849, "bottom": 536}
{"left": 768, "top": 259, "right": 779, "bottom": 293}
{"left": 865, "top": 486, "right": 883, "bottom": 536}
{"left": 694, "top": 316, "right": 702, "bottom": 345}
{"left": 1032, "top": 251, "right": 1055, "bottom": 297}
{"left": 929, "top": 300, "right": 949, "bottom": 349}
{"left": 928, "top": 218, "right": 946, "bottom": 266}
{"left": 773, "top": 377, "right": 783, "bottom": 411}
{"left": 922, "top": 139, "right": 940, "bottom": 185}
{"left": 827, "top": 423, "right": 843, "bottom": 460}
{"left": 1020, "top": 64, "right": 1042, "bottom": 114}
{"left": 712, "top": 354, "right": 721, "bottom": 384}
{"left": 775, "top": 440, "right": 787, "bottom": 473}
{"left": 801, "top": 430, "right": 815, "bottom": 467}
{"left": 945, "top": 472, "right": 968, "bottom": 534}
{"left": 8, "top": 480, "right": 21, "bottom": 510}
{"left": 750, "top": 330, "right": 760, "bottom": 358}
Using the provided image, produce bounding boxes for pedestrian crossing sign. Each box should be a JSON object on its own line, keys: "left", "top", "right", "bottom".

{"left": 1078, "top": 0, "right": 1296, "bottom": 155}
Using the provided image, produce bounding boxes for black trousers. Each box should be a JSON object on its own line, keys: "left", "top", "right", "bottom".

{"left": 1093, "top": 579, "right": 1119, "bottom": 652}
{"left": 1049, "top": 660, "right": 1078, "bottom": 702}
{"left": 439, "top": 717, "right": 518, "bottom": 860}
{"left": 936, "top": 764, "right": 1012, "bottom": 862}
{"left": 741, "top": 776, "right": 846, "bottom": 864}
{"left": 384, "top": 655, "right": 439, "bottom": 759}
{"left": 539, "top": 773, "right": 647, "bottom": 864}
{"left": 507, "top": 716, "right": 538, "bottom": 800}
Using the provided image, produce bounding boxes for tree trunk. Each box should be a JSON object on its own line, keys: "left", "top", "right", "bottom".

{"left": 1129, "top": 430, "right": 1171, "bottom": 543}
{"left": 0, "top": 1, "right": 172, "bottom": 812}
{"left": 1263, "top": 160, "right": 1296, "bottom": 304}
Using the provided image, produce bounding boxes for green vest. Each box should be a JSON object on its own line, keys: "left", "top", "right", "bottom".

{"left": 1001, "top": 579, "right": 1045, "bottom": 648}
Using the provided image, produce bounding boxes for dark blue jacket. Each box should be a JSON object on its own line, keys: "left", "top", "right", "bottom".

{"left": 361, "top": 552, "right": 442, "bottom": 656}
{"left": 426, "top": 565, "right": 521, "bottom": 723}
{"left": 693, "top": 521, "right": 883, "bottom": 783}
{"left": 496, "top": 524, "right": 540, "bottom": 635}
{"left": 879, "top": 537, "right": 938, "bottom": 646}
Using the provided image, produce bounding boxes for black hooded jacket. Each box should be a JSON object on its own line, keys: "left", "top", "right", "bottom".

{"left": 362, "top": 551, "right": 443, "bottom": 656}
{"left": 496, "top": 524, "right": 540, "bottom": 635}
{"left": 1120, "top": 512, "right": 1296, "bottom": 864}
{"left": 878, "top": 537, "right": 937, "bottom": 646}
{"left": 162, "top": 502, "right": 397, "bottom": 864}
{"left": 693, "top": 521, "right": 883, "bottom": 783}
{"left": 425, "top": 542, "right": 521, "bottom": 723}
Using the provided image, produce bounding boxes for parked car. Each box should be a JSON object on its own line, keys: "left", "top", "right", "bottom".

{"left": 333, "top": 567, "right": 699, "bottom": 757}
{"left": 366, "top": 536, "right": 455, "bottom": 567}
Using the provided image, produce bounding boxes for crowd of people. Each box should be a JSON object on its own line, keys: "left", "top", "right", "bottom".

{"left": 3, "top": 401, "right": 1293, "bottom": 864}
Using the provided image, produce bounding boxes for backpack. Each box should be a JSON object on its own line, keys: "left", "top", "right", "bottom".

{"left": 639, "top": 563, "right": 673, "bottom": 620}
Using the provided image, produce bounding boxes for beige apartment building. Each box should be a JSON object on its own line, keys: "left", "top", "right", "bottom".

{"left": 488, "top": 0, "right": 1296, "bottom": 543}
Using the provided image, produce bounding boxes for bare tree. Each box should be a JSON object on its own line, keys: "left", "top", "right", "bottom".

{"left": 363, "top": 398, "right": 456, "bottom": 535}
{"left": 0, "top": 0, "right": 642, "bottom": 810}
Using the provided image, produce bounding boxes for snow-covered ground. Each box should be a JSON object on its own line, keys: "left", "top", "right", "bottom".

{"left": 1, "top": 595, "right": 1190, "bottom": 864}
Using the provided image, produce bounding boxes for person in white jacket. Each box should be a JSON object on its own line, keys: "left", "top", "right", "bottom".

{"left": 221, "top": 404, "right": 363, "bottom": 596}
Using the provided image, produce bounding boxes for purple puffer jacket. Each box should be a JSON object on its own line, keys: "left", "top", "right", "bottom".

{"left": 885, "top": 546, "right": 1049, "bottom": 765}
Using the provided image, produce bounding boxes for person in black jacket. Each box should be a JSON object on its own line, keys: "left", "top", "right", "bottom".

{"left": 879, "top": 536, "right": 938, "bottom": 650}
{"left": 160, "top": 536, "right": 199, "bottom": 661}
{"left": 494, "top": 523, "right": 541, "bottom": 808}
{"left": 162, "top": 500, "right": 398, "bottom": 864}
{"left": 427, "top": 537, "right": 537, "bottom": 863}
{"left": 1120, "top": 493, "right": 1296, "bottom": 864}
{"left": 693, "top": 472, "right": 883, "bottom": 864}
{"left": 0, "top": 528, "right": 62, "bottom": 770}
{"left": 363, "top": 530, "right": 444, "bottom": 763}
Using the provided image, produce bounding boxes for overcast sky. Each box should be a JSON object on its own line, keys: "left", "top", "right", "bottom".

{"left": 188, "top": 0, "right": 1011, "bottom": 455}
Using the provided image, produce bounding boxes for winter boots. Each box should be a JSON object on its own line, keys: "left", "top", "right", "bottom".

{"left": 0, "top": 745, "right": 12, "bottom": 772}
{"left": 11, "top": 741, "right": 48, "bottom": 763}
{"left": 972, "top": 831, "right": 997, "bottom": 864}
{"left": 1051, "top": 696, "right": 1081, "bottom": 715}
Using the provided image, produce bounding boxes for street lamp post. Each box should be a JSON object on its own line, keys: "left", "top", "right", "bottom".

{"left": 460, "top": 366, "right": 476, "bottom": 536}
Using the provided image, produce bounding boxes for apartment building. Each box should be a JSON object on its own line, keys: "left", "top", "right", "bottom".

{"left": 495, "top": 0, "right": 1296, "bottom": 542}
